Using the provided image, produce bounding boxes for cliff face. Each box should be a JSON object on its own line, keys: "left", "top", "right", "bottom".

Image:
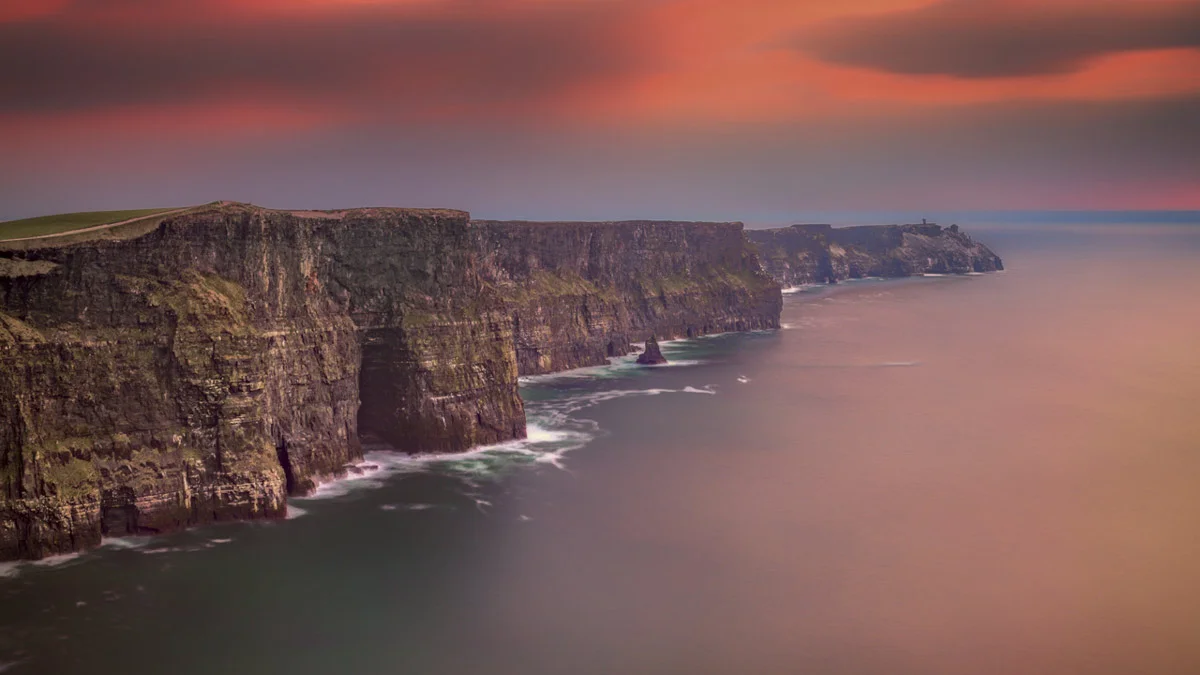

{"left": 475, "top": 221, "right": 781, "bottom": 375}
{"left": 746, "top": 223, "right": 1003, "bottom": 286}
{"left": 0, "top": 204, "right": 779, "bottom": 560}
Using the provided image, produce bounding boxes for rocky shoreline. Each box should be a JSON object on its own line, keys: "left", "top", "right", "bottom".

{"left": 746, "top": 222, "right": 1004, "bottom": 286}
{"left": 0, "top": 205, "right": 1000, "bottom": 561}
{"left": 0, "top": 203, "right": 781, "bottom": 560}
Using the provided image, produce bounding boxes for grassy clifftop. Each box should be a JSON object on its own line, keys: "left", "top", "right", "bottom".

{"left": 0, "top": 208, "right": 182, "bottom": 241}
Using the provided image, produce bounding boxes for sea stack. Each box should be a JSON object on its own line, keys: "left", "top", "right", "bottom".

{"left": 636, "top": 336, "right": 668, "bottom": 365}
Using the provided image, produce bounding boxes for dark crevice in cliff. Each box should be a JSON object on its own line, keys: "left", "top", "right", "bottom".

{"left": 276, "top": 438, "right": 297, "bottom": 495}
{"left": 357, "top": 330, "right": 410, "bottom": 451}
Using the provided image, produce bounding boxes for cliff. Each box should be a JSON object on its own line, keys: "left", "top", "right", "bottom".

{"left": 475, "top": 220, "right": 780, "bottom": 374}
{"left": 0, "top": 203, "right": 779, "bottom": 560}
{"left": 746, "top": 223, "right": 1003, "bottom": 286}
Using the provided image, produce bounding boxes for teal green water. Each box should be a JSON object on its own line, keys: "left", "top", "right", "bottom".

{"left": 2, "top": 224, "right": 1199, "bottom": 674}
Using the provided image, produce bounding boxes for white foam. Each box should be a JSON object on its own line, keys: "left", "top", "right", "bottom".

{"left": 285, "top": 504, "right": 308, "bottom": 519}
{"left": 139, "top": 547, "right": 181, "bottom": 555}
{"left": 921, "top": 273, "right": 947, "bottom": 277}
{"left": 101, "top": 536, "right": 152, "bottom": 550}
{"left": 520, "top": 329, "right": 737, "bottom": 384}
{"left": 30, "top": 552, "right": 82, "bottom": 568}
{"left": 530, "top": 451, "right": 562, "bottom": 469}
{"left": 2, "top": 548, "right": 102, "bottom": 579}
{"left": 737, "top": 376, "right": 751, "bottom": 383}
{"left": 525, "top": 424, "right": 573, "bottom": 444}
{"left": 138, "top": 540, "right": 231, "bottom": 555}
{"left": 781, "top": 285, "right": 818, "bottom": 294}
{"left": 296, "top": 332, "right": 726, "bottom": 505}
{"left": 659, "top": 359, "right": 703, "bottom": 368}
{"left": 780, "top": 323, "right": 793, "bottom": 330}
{"left": 297, "top": 423, "right": 580, "bottom": 502}
{"left": 519, "top": 356, "right": 642, "bottom": 383}
{"left": 303, "top": 461, "right": 392, "bottom": 499}
{"left": 101, "top": 535, "right": 230, "bottom": 557}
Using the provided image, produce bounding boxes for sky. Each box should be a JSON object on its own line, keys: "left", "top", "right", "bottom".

{"left": 1, "top": 0, "right": 1198, "bottom": 222}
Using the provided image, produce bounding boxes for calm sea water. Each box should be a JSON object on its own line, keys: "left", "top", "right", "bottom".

{"left": 2, "top": 223, "right": 1199, "bottom": 675}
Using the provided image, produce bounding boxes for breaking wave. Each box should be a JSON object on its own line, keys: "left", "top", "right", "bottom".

{"left": 0, "top": 331, "right": 722, "bottom": 573}
{"left": 781, "top": 284, "right": 820, "bottom": 294}
{"left": 299, "top": 379, "right": 720, "bottom": 502}
{"left": 302, "top": 337, "right": 718, "bottom": 503}
{"left": 138, "top": 538, "right": 234, "bottom": 556}
{"left": 101, "top": 537, "right": 153, "bottom": 550}
{"left": 0, "top": 551, "right": 86, "bottom": 580}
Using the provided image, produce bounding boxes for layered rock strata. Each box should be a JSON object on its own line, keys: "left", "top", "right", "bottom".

{"left": 474, "top": 220, "right": 780, "bottom": 375}
{"left": 0, "top": 203, "right": 779, "bottom": 560}
{"left": 746, "top": 223, "right": 1003, "bottom": 287}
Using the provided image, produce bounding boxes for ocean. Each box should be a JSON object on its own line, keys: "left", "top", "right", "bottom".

{"left": 1, "top": 221, "right": 1198, "bottom": 674}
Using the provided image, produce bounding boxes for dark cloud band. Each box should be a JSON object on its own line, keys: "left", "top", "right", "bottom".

{"left": 0, "top": 0, "right": 647, "bottom": 114}
{"left": 796, "top": 0, "right": 1200, "bottom": 78}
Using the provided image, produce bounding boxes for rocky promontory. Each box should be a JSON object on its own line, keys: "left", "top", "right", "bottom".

{"left": 0, "top": 203, "right": 780, "bottom": 560}
{"left": 746, "top": 222, "right": 1003, "bottom": 286}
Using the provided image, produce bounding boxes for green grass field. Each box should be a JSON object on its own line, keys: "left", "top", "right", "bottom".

{"left": 0, "top": 208, "right": 179, "bottom": 241}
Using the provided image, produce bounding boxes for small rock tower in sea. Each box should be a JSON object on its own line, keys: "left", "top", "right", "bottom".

{"left": 636, "top": 336, "right": 668, "bottom": 365}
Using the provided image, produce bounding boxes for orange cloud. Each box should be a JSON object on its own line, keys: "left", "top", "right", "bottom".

{"left": 555, "top": 35, "right": 1200, "bottom": 125}
{"left": 0, "top": 0, "right": 71, "bottom": 22}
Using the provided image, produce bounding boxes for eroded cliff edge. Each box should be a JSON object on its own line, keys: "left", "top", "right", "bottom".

{"left": 0, "top": 203, "right": 780, "bottom": 560}
{"left": 746, "top": 223, "right": 1003, "bottom": 286}
{"left": 476, "top": 220, "right": 780, "bottom": 374}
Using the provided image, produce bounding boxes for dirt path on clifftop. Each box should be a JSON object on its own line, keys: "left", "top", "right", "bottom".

{"left": 0, "top": 206, "right": 197, "bottom": 243}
